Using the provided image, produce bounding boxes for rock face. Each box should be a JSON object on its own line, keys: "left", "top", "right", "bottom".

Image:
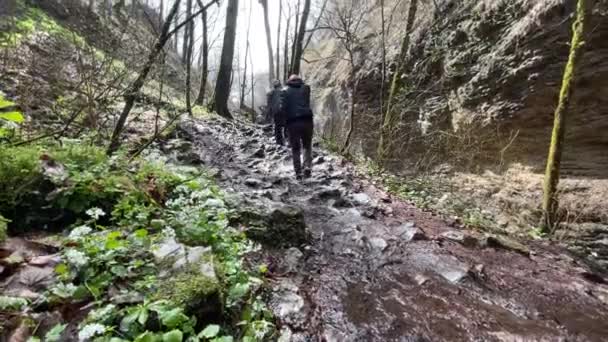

{"left": 305, "top": 0, "right": 608, "bottom": 177}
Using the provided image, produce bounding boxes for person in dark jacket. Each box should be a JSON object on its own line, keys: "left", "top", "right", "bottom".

{"left": 280, "top": 75, "right": 314, "bottom": 179}
{"left": 266, "top": 80, "right": 286, "bottom": 145}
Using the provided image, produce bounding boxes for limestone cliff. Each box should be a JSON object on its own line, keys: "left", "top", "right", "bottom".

{"left": 305, "top": 0, "right": 608, "bottom": 177}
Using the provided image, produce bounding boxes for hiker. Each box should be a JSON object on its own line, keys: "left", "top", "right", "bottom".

{"left": 266, "top": 80, "right": 285, "bottom": 145}
{"left": 280, "top": 74, "right": 314, "bottom": 179}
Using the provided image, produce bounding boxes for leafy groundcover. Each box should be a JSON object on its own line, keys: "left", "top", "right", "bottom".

{"left": 0, "top": 142, "right": 275, "bottom": 342}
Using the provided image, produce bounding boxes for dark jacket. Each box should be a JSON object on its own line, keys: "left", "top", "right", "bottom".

{"left": 266, "top": 87, "right": 282, "bottom": 122}
{"left": 280, "top": 78, "right": 312, "bottom": 124}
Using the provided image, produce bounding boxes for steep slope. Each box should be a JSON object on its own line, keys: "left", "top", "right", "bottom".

{"left": 0, "top": 0, "right": 191, "bottom": 136}
{"left": 304, "top": 0, "right": 608, "bottom": 260}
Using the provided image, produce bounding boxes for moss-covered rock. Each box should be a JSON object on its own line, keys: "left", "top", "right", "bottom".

{"left": 156, "top": 268, "right": 223, "bottom": 321}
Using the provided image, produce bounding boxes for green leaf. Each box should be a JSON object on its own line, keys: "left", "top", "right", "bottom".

{"left": 138, "top": 308, "right": 149, "bottom": 326}
{"left": 54, "top": 263, "right": 69, "bottom": 276}
{"left": 105, "top": 239, "right": 121, "bottom": 250}
{"left": 0, "top": 98, "right": 15, "bottom": 109}
{"left": 199, "top": 324, "right": 220, "bottom": 339}
{"left": 120, "top": 310, "right": 140, "bottom": 332}
{"left": 159, "top": 308, "right": 188, "bottom": 329}
{"left": 44, "top": 323, "right": 67, "bottom": 342}
{"left": 111, "top": 265, "right": 128, "bottom": 278}
{"left": 26, "top": 338, "right": 41, "bottom": 342}
{"left": 228, "top": 282, "right": 250, "bottom": 302}
{"left": 134, "top": 332, "right": 162, "bottom": 342}
{"left": 0, "top": 111, "right": 24, "bottom": 123}
{"left": 0, "top": 296, "right": 28, "bottom": 310}
{"left": 210, "top": 337, "right": 233, "bottom": 342}
{"left": 162, "top": 330, "right": 183, "bottom": 342}
{"left": 134, "top": 229, "right": 148, "bottom": 238}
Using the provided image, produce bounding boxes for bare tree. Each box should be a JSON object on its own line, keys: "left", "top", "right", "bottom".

{"left": 107, "top": 0, "right": 220, "bottom": 154}
{"left": 258, "top": 0, "right": 275, "bottom": 84}
{"left": 322, "top": 0, "right": 366, "bottom": 153}
{"left": 195, "top": 0, "right": 209, "bottom": 105}
{"left": 378, "top": 0, "right": 419, "bottom": 160}
{"left": 290, "top": 0, "right": 301, "bottom": 73}
{"left": 283, "top": 5, "right": 291, "bottom": 82}
{"left": 185, "top": 0, "right": 196, "bottom": 115}
{"left": 290, "top": 0, "right": 311, "bottom": 75}
{"left": 182, "top": 0, "right": 193, "bottom": 64}
{"left": 240, "top": 0, "right": 253, "bottom": 108}
{"left": 212, "top": 0, "right": 239, "bottom": 118}
{"left": 303, "top": 0, "right": 329, "bottom": 51}
{"left": 276, "top": 0, "right": 282, "bottom": 82}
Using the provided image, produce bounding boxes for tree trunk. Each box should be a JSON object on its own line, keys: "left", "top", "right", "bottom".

{"left": 276, "top": 0, "right": 282, "bottom": 83}
{"left": 378, "top": 0, "right": 418, "bottom": 161}
{"left": 290, "top": 0, "right": 310, "bottom": 75}
{"left": 159, "top": 0, "right": 164, "bottom": 27}
{"left": 195, "top": 7, "right": 208, "bottom": 105}
{"left": 290, "top": 0, "right": 301, "bottom": 73}
{"left": 173, "top": 9, "right": 179, "bottom": 52}
{"left": 283, "top": 7, "right": 291, "bottom": 82}
{"left": 341, "top": 59, "right": 356, "bottom": 154}
{"left": 259, "top": 0, "right": 275, "bottom": 84}
{"left": 379, "top": 0, "right": 386, "bottom": 122}
{"left": 103, "top": 0, "right": 111, "bottom": 17}
{"left": 185, "top": 1, "right": 195, "bottom": 116}
{"left": 89, "top": 0, "right": 95, "bottom": 12}
{"left": 541, "top": 0, "right": 586, "bottom": 232}
{"left": 107, "top": 0, "right": 182, "bottom": 155}
{"left": 182, "top": 0, "right": 193, "bottom": 65}
{"left": 212, "top": 0, "right": 239, "bottom": 119}
{"left": 240, "top": 0, "right": 252, "bottom": 107}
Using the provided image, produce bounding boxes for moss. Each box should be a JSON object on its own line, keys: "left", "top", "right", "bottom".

{"left": 1, "top": 2, "right": 86, "bottom": 49}
{"left": 155, "top": 268, "right": 223, "bottom": 319}
{"left": 541, "top": 0, "right": 586, "bottom": 232}
{"left": 0, "top": 215, "right": 7, "bottom": 242}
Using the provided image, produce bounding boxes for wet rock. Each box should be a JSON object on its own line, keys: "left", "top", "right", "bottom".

{"left": 393, "top": 223, "right": 427, "bottom": 242}
{"left": 440, "top": 231, "right": 479, "bottom": 248}
{"left": 415, "top": 274, "right": 429, "bottom": 286}
{"left": 483, "top": 235, "right": 530, "bottom": 256}
{"left": 244, "top": 178, "right": 263, "bottom": 188}
{"left": 369, "top": 237, "right": 388, "bottom": 252}
{"left": 351, "top": 193, "right": 372, "bottom": 206}
{"left": 284, "top": 247, "right": 304, "bottom": 272}
{"left": 28, "top": 254, "right": 61, "bottom": 267}
{"left": 270, "top": 280, "right": 306, "bottom": 327}
{"left": 310, "top": 186, "right": 342, "bottom": 202}
{"left": 250, "top": 147, "right": 265, "bottom": 158}
{"left": 235, "top": 204, "right": 309, "bottom": 247}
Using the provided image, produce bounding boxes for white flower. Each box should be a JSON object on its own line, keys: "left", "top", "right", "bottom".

{"left": 68, "top": 225, "right": 92, "bottom": 240}
{"left": 78, "top": 323, "right": 106, "bottom": 341}
{"left": 87, "top": 304, "right": 116, "bottom": 321}
{"left": 85, "top": 207, "right": 105, "bottom": 220}
{"left": 65, "top": 249, "right": 89, "bottom": 268}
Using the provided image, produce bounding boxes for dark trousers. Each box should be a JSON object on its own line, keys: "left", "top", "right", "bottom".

{"left": 287, "top": 119, "right": 313, "bottom": 176}
{"left": 274, "top": 122, "right": 288, "bottom": 145}
{"left": 274, "top": 113, "right": 287, "bottom": 145}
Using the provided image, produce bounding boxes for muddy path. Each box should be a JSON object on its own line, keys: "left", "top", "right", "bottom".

{"left": 177, "top": 117, "right": 608, "bottom": 342}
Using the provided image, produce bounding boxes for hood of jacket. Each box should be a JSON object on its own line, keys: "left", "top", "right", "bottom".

{"left": 287, "top": 77, "right": 304, "bottom": 87}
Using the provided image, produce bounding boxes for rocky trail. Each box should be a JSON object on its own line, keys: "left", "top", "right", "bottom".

{"left": 176, "top": 116, "right": 608, "bottom": 342}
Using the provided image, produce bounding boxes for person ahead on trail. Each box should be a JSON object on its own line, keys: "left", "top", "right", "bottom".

{"left": 266, "top": 80, "right": 286, "bottom": 145}
{"left": 280, "top": 74, "right": 314, "bottom": 180}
